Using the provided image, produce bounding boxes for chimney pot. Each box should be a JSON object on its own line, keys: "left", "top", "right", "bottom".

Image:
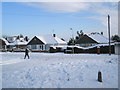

{"left": 53, "top": 34, "right": 56, "bottom": 37}
{"left": 101, "top": 32, "right": 103, "bottom": 35}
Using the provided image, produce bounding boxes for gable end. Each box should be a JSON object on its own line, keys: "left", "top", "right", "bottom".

{"left": 27, "top": 36, "right": 45, "bottom": 45}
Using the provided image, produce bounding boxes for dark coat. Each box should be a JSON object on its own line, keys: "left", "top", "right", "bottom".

{"left": 25, "top": 49, "right": 29, "bottom": 54}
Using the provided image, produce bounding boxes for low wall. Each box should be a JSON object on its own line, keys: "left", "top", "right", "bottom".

{"left": 65, "top": 45, "right": 115, "bottom": 54}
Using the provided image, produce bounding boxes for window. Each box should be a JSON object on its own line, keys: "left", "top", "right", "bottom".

{"left": 32, "top": 45, "right": 37, "bottom": 49}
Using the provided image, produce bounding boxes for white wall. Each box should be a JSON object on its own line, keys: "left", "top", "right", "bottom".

{"left": 115, "top": 42, "right": 120, "bottom": 55}
{"left": 28, "top": 44, "right": 51, "bottom": 51}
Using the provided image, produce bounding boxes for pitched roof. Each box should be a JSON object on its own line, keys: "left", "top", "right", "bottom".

{"left": 35, "top": 35, "right": 67, "bottom": 45}
{"left": 0, "top": 38, "right": 9, "bottom": 45}
{"left": 36, "top": 35, "right": 57, "bottom": 44}
{"left": 76, "top": 33, "right": 113, "bottom": 44}
{"left": 9, "top": 40, "right": 28, "bottom": 45}
{"left": 88, "top": 33, "right": 112, "bottom": 43}
{"left": 76, "top": 34, "right": 98, "bottom": 44}
{"left": 54, "top": 37, "right": 67, "bottom": 44}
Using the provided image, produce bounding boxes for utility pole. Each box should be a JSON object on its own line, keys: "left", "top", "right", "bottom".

{"left": 108, "top": 15, "right": 111, "bottom": 55}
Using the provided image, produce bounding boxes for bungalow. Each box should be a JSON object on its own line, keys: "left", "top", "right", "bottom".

{"left": 5, "top": 36, "right": 18, "bottom": 43}
{"left": 9, "top": 40, "right": 28, "bottom": 51}
{"left": 6, "top": 36, "right": 29, "bottom": 51}
{"left": 27, "top": 34, "right": 67, "bottom": 52}
{"left": 64, "top": 32, "right": 115, "bottom": 54}
{"left": 0, "top": 38, "right": 9, "bottom": 51}
{"left": 75, "top": 32, "right": 114, "bottom": 47}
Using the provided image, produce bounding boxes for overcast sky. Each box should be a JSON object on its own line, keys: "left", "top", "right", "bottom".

{"left": 2, "top": 2, "right": 118, "bottom": 41}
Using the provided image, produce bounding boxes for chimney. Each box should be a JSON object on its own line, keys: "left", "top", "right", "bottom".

{"left": 53, "top": 34, "right": 56, "bottom": 37}
{"left": 101, "top": 32, "right": 103, "bottom": 35}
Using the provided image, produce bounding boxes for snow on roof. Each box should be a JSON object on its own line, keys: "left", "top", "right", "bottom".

{"left": 54, "top": 37, "right": 67, "bottom": 44}
{"left": 36, "top": 35, "right": 67, "bottom": 45}
{"left": 1, "top": 38, "right": 9, "bottom": 45}
{"left": 19, "top": 37, "right": 24, "bottom": 41}
{"left": 88, "top": 33, "right": 112, "bottom": 44}
{"left": 36, "top": 35, "right": 58, "bottom": 44}
{"left": 9, "top": 40, "right": 28, "bottom": 45}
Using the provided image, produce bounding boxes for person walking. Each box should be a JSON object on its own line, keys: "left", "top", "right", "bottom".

{"left": 24, "top": 48, "right": 30, "bottom": 59}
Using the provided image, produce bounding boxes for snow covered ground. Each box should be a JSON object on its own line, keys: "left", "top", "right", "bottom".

{"left": 1, "top": 52, "right": 118, "bottom": 88}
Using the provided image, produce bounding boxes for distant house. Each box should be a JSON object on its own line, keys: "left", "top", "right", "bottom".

{"left": 6, "top": 36, "right": 28, "bottom": 51}
{"left": 27, "top": 34, "right": 67, "bottom": 51}
{"left": 9, "top": 40, "right": 28, "bottom": 50}
{"left": 75, "top": 32, "right": 114, "bottom": 47}
{"left": 3, "top": 35, "right": 29, "bottom": 51}
{"left": 65, "top": 32, "right": 115, "bottom": 54}
{"left": 6, "top": 36, "right": 18, "bottom": 43}
{"left": 0, "top": 38, "right": 9, "bottom": 51}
